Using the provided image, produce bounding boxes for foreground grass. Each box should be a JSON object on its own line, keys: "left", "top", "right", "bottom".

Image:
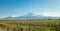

{"left": 0, "top": 20, "right": 60, "bottom": 31}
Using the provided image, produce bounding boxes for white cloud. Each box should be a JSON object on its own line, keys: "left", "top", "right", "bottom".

{"left": 32, "top": 12, "right": 60, "bottom": 17}
{"left": 11, "top": 15, "right": 16, "bottom": 17}
{"left": 42, "top": 12, "right": 60, "bottom": 17}
{"left": 32, "top": 12, "right": 41, "bottom": 16}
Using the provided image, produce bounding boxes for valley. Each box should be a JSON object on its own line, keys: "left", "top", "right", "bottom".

{"left": 0, "top": 20, "right": 60, "bottom": 31}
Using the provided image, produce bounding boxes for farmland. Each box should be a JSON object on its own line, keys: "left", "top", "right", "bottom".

{"left": 0, "top": 20, "right": 60, "bottom": 31}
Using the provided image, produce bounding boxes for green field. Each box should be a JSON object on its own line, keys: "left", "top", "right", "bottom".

{"left": 0, "top": 20, "right": 60, "bottom": 31}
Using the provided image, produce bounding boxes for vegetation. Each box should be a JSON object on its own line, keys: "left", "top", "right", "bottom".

{"left": 0, "top": 20, "right": 60, "bottom": 31}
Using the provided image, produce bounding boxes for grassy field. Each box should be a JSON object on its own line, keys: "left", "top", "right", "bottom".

{"left": 0, "top": 20, "right": 60, "bottom": 31}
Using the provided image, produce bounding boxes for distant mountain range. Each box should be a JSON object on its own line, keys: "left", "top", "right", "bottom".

{"left": 1, "top": 13, "right": 60, "bottom": 20}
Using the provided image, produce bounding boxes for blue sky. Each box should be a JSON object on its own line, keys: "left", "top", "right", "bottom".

{"left": 0, "top": 0, "right": 60, "bottom": 18}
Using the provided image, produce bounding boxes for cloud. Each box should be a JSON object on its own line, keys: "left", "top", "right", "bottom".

{"left": 32, "top": 12, "right": 41, "bottom": 16}
{"left": 32, "top": 12, "right": 60, "bottom": 17}
{"left": 42, "top": 12, "right": 60, "bottom": 17}
{"left": 11, "top": 15, "right": 16, "bottom": 17}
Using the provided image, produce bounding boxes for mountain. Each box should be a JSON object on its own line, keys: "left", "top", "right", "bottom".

{"left": 1, "top": 13, "right": 60, "bottom": 20}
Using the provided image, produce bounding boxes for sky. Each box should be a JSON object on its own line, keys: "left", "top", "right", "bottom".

{"left": 0, "top": 0, "right": 60, "bottom": 18}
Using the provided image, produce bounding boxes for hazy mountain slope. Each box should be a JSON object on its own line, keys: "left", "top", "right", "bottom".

{"left": 1, "top": 13, "right": 60, "bottom": 20}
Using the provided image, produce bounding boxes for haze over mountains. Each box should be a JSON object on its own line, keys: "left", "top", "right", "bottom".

{"left": 1, "top": 13, "right": 60, "bottom": 20}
